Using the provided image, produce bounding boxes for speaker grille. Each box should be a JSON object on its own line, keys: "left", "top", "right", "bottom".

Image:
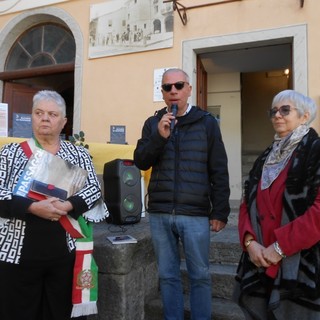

{"left": 103, "top": 159, "right": 142, "bottom": 224}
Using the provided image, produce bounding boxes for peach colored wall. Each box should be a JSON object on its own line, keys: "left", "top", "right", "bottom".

{"left": 0, "top": 0, "right": 319, "bottom": 145}
{"left": 62, "top": 0, "right": 320, "bottom": 144}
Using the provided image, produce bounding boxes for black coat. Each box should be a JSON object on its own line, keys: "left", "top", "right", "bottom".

{"left": 134, "top": 106, "right": 230, "bottom": 222}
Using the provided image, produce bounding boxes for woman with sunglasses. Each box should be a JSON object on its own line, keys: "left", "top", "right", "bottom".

{"left": 134, "top": 68, "right": 230, "bottom": 319}
{"left": 234, "top": 89, "right": 320, "bottom": 319}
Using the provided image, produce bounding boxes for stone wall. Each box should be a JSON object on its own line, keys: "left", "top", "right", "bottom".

{"left": 88, "top": 215, "right": 158, "bottom": 320}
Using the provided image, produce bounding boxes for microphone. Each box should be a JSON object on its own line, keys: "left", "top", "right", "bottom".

{"left": 170, "top": 104, "right": 178, "bottom": 131}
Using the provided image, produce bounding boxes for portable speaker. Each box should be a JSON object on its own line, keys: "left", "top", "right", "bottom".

{"left": 103, "top": 159, "right": 142, "bottom": 225}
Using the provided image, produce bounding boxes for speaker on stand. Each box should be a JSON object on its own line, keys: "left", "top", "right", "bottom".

{"left": 103, "top": 159, "right": 142, "bottom": 225}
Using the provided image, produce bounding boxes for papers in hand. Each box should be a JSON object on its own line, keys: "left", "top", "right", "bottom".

{"left": 14, "top": 147, "right": 88, "bottom": 200}
{"left": 107, "top": 235, "right": 137, "bottom": 244}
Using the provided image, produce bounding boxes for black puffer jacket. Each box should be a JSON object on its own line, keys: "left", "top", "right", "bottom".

{"left": 134, "top": 106, "right": 230, "bottom": 222}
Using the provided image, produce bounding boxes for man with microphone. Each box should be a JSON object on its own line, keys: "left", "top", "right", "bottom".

{"left": 134, "top": 68, "right": 230, "bottom": 320}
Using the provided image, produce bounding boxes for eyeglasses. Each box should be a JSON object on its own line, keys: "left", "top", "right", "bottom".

{"left": 161, "top": 81, "right": 188, "bottom": 92}
{"left": 269, "top": 105, "right": 295, "bottom": 118}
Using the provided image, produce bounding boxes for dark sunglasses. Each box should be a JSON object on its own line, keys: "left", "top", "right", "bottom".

{"left": 269, "top": 105, "right": 295, "bottom": 118}
{"left": 161, "top": 81, "right": 188, "bottom": 92}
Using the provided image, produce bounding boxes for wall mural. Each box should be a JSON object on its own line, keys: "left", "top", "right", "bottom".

{"left": 89, "top": 0, "right": 174, "bottom": 58}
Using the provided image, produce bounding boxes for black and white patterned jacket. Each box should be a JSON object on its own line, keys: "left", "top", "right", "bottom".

{"left": 0, "top": 140, "right": 106, "bottom": 264}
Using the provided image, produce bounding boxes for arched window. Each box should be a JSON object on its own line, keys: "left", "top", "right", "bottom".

{"left": 5, "top": 24, "right": 75, "bottom": 71}
{"left": 2, "top": 23, "right": 76, "bottom": 139}
{"left": 153, "top": 19, "right": 161, "bottom": 34}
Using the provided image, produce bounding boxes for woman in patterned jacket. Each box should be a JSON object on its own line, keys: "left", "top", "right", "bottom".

{"left": 0, "top": 90, "right": 107, "bottom": 320}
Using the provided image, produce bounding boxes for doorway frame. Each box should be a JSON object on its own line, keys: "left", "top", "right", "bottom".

{"left": 182, "top": 24, "right": 308, "bottom": 203}
{"left": 182, "top": 24, "right": 308, "bottom": 105}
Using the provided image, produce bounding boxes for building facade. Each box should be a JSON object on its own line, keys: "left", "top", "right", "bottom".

{"left": 0, "top": 0, "right": 318, "bottom": 202}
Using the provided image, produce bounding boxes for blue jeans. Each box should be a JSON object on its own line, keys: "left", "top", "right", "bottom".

{"left": 149, "top": 213, "right": 211, "bottom": 320}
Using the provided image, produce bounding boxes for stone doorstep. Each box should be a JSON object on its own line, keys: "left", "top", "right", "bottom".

{"left": 209, "top": 225, "right": 242, "bottom": 265}
{"left": 179, "top": 225, "right": 242, "bottom": 264}
{"left": 180, "top": 262, "right": 238, "bottom": 300}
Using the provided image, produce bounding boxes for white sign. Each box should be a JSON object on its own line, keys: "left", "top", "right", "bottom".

{"left": 0, "top": 103, "right": 8, "bottom": 137}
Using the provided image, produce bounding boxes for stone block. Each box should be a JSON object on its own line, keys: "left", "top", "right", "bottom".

{"left": 89, "top": 216, "right": 159, "bottom": 319}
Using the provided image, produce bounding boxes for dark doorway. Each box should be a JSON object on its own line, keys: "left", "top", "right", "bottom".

{"left": 0, "top": 23, "right": 75, "bottom": 139}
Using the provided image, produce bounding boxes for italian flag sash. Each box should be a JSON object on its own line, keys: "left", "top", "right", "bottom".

{"left": 20, "top": 140, "right": 98, "bottom": 317}
{"left": 66, "top": 215, "right": 98, "bottom": 317}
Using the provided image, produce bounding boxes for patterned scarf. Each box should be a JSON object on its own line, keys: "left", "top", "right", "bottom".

{"left": 261, "top": 124, "right": 309, "bottom": 189}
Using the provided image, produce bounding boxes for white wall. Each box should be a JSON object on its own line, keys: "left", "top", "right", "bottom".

{"left": 207, "top": 73, "right": 242, "bottom": 201}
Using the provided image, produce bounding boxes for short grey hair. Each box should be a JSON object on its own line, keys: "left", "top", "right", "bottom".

{"left": 271, "top": 89, "right": 317, "bottom": 125}
{"left": 162, "top": 68, "right": 190, "bottom": 83}
{"left": 33, "top": 90, "right": 66, "bottom": 117}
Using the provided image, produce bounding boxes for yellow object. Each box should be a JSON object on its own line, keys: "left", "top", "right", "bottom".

{"left": 0, "top": 138, "right": 151, "bottom": 184}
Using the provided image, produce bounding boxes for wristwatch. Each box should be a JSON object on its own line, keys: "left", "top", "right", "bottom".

{"left": 274, "top": 241, "right": 286, "bottom": 258}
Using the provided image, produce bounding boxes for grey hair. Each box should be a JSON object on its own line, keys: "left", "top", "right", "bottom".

{"left": 271, "top": 89, "right": 317, "bottom": 125}
{"left": 33, "top": 90, "right": 66, "bottom": 117}
{"left": 162, "top": 68, "right": 190, "bottom": 83}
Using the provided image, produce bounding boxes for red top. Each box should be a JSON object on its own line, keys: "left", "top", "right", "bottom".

{"left": 239, "top": 163, "right": 320, "bottom": 278}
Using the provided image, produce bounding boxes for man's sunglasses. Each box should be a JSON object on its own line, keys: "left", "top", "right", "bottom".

{"left": 161, "top": 81, "right": 188, "bottom": 92}
{"left": 269, "top": 105, "right": 295, "bottom": 118}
